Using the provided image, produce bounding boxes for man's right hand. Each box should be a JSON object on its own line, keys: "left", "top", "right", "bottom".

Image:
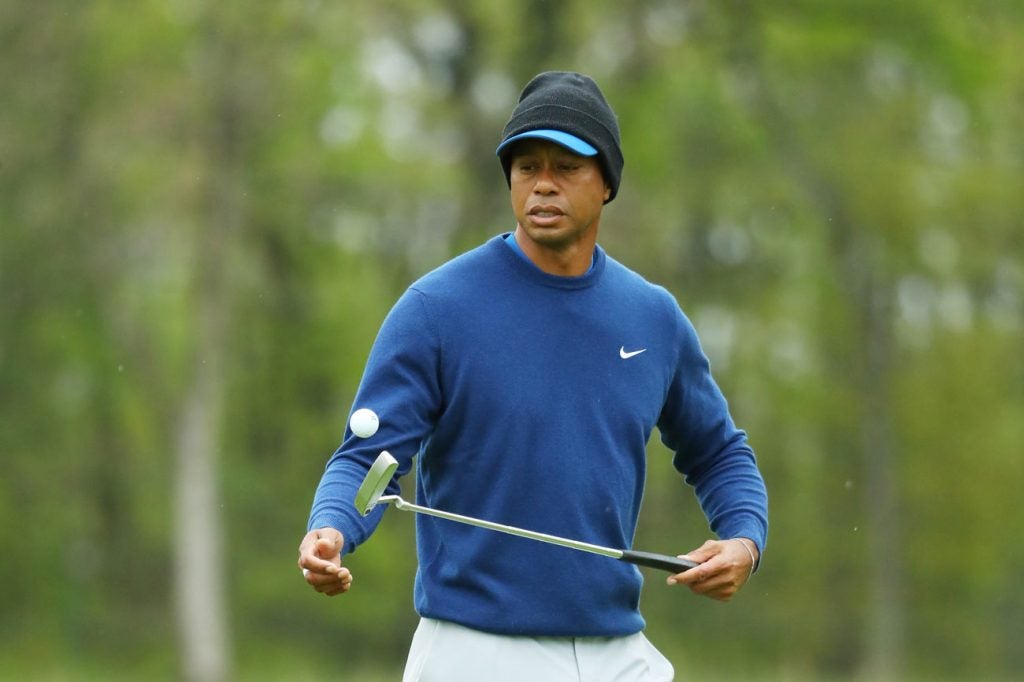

{"left": 298, "top": 528, "right": 352, "bottom": 596}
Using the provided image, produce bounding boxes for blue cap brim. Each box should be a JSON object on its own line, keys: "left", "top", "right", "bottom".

{"left": 495, "top": 129, "right": 598, "bottom": 157}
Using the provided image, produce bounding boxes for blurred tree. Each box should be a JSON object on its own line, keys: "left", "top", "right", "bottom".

{"left": 170, "top": 6, "right": 251, "bottom": 681}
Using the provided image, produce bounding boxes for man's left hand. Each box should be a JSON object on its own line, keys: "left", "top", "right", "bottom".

{"left": 667, "top": 538, "right": 758, "bottom": 601}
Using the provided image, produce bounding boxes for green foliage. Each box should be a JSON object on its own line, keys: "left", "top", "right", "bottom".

{"left": 1, "top": 0, "right": 1021, "bottom": 679}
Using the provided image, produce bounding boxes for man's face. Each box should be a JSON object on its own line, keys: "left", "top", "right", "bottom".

{"left": 509, "top": 139, "right": 610, "bottom": 253}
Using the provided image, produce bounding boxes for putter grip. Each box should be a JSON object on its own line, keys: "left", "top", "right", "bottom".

{"left": 619, "top": 550, "right": 698, "bottom": 573}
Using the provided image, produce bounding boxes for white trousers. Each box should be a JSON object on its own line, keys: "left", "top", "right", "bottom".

{"left": 402, "top": 618, "right": 675, "bottom": 682}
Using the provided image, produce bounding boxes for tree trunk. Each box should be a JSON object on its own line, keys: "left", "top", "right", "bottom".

{"left": 174, "top": 337, "right": 229, "bottom": 682}
{"left": 173, "top": 174, "right": 235, "bottom": 682}
{"left": 173, "top": 12, "right": 244, "bottom": 681}
{"left": 857, "top": 254, "right": 904, "bottom": 681}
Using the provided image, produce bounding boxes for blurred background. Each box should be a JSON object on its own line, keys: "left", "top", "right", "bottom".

{"left": 2, "top": 0, "right": 1021, "bottom": 680}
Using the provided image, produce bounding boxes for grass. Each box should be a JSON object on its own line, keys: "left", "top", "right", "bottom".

{"left": 1, "top": 657, "right": 1015, "bottom": 682}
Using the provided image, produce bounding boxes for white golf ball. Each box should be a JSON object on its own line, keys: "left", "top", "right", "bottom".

{"left": 349, "top": 408, "right": 379, "bottom": 438}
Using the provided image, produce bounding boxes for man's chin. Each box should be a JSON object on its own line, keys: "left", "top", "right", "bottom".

{"left": 521, "top": 225, "right": 577, "bottom": 250}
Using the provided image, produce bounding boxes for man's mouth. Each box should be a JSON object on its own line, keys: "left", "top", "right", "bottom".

{"left": 528, "top": 205, "right": 564, "bottom": 223}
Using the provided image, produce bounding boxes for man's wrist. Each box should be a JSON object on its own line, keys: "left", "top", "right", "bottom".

{"left": 735, "top": 537, "right": 760, "bottom": 576}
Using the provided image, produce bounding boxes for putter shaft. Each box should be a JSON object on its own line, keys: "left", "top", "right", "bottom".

{"left": 356, "top": 451, "right": 697, "bottom": 574}
{"left": 381, "top": 495, "right": 624, "bottom": 560}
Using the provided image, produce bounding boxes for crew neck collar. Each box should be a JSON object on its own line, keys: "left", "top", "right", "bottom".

{"left": 492, "top": 233, "right": 605, "bottom": 290}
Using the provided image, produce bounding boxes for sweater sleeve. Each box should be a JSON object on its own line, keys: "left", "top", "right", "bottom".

{"left": 307, "top": 287, "right": 443, "bottom": 555}
{"left": 657, "top": 309, "right": 769, "bottom": 555}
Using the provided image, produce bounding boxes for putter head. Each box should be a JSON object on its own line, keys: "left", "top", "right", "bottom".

{"left": 354, "top": 451, "right": 399, "bottom": 516}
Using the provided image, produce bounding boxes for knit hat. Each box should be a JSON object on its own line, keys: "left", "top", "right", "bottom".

{"left": 496, "top": 71, "right": 624, "bottom": 202}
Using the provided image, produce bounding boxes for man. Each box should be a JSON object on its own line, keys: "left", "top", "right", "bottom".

{"left": 298, "top": 71, "right": 768, "bottom": 681}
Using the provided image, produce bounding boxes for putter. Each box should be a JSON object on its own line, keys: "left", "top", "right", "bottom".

{"left": 354, "top": 451, "right": 698, "bottom": 574}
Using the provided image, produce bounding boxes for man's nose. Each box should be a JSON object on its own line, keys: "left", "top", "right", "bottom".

{"left": 532, "top": 165, "right": 558, "bottom": 193}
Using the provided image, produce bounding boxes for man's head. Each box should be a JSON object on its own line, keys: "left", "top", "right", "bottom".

{"left": 496, "top": 72, "right": 623, "bottom": 203}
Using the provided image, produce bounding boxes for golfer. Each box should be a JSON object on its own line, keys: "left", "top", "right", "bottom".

{"left": 298, "top": 71, "right": 768, "bottom": 681}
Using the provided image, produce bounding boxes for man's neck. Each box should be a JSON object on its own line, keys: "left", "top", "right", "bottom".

{"left": 512, "top": 227, "right": 598, "bottom": 277}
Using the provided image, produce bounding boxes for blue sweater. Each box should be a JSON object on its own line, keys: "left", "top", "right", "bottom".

{"left": 309, "top": 234, "right": 768, "bottom": 637}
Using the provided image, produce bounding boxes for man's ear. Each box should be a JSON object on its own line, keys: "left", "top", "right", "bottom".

{"left": 604, "top": 185, "right": 612, "bottom": 201}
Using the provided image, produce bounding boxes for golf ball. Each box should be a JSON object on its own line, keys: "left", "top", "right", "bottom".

{"left": 349, "top": 408, "right": 379, "bottom": 438}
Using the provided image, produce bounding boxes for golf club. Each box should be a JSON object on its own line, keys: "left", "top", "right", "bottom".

{"left": 355, "top": 451, "right": 698, "bottom": 574}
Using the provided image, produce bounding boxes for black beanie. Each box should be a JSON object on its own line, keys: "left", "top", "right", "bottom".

{"left": 496, "top": 71, "right": 624, "bottom": 202}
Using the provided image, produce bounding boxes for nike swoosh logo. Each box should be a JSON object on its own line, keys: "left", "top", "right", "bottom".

{"left": 619, "top": 346, "right": 647, "bottom": 359}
